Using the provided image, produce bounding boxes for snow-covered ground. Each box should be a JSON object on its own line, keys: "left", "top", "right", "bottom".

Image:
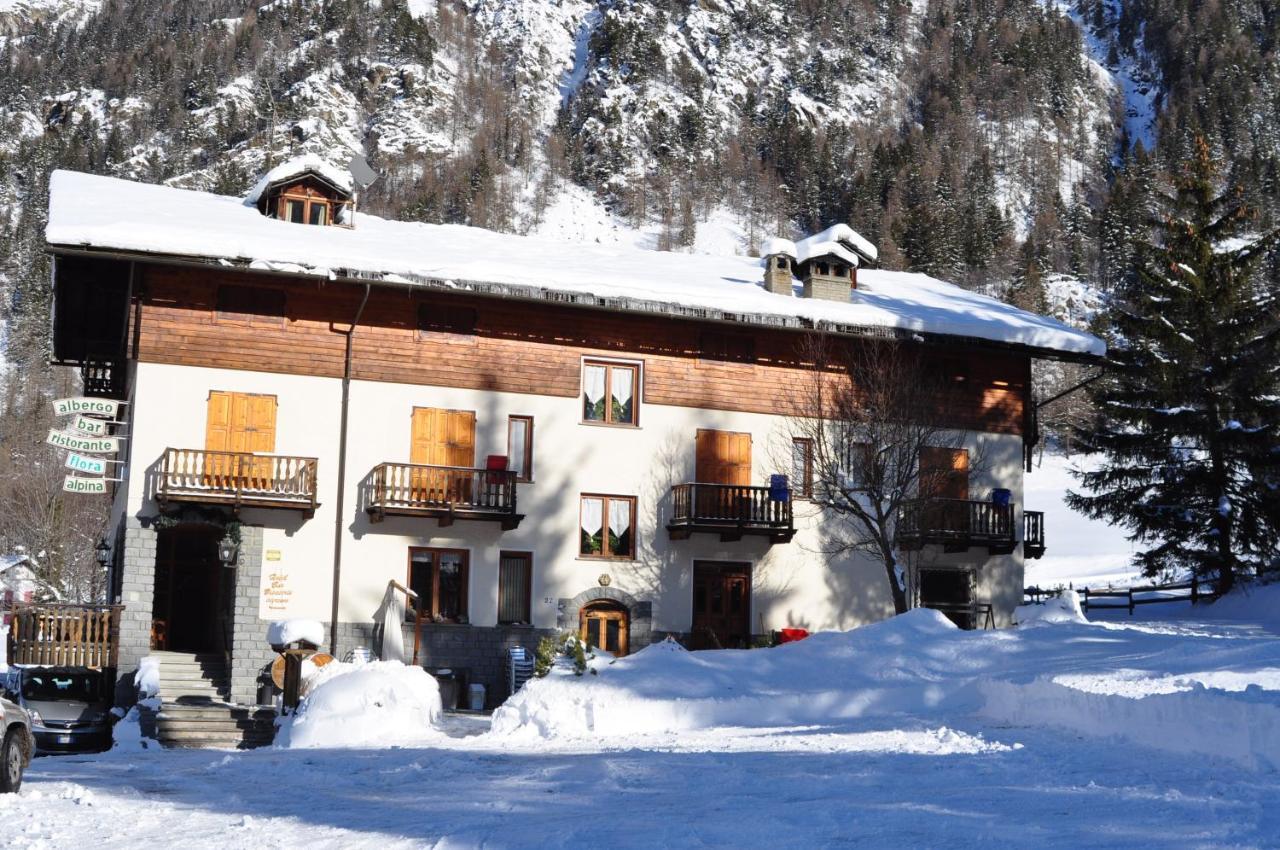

{"left": 5, "top": 592, "right": 1280, "bottom": 848}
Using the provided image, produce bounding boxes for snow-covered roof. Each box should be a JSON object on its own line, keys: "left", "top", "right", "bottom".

{"left": 764, "top": 237, "right": 796, "bottom": 258}
{"left": 794, "top": 223, "right": 878, "bottom": 265}
{"left": 0, "top": 554, "right": 33, "bottom": 575}
{"left": 244, "top": 154, "right": 354, "bottom": 205}
{"left": 45, "top": 171, "right": 1104, "bottom": 359}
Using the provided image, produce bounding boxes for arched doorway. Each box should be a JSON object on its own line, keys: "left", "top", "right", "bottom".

{"left": 580, "top": 600, "right": 629, "bottom": 657}
{"left": 152, "top": 524, "right": 227, "bottom": 652}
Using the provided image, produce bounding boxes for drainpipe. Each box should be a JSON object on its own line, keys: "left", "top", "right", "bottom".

{"left": 329, "top": 283, "right": 371, "bottom": 654}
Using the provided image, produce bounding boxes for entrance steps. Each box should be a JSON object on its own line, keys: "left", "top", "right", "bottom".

{"left": 143, "top": 651, "right": 276, "bottom": 749}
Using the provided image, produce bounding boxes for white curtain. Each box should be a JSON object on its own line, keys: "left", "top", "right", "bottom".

{"left": 611, "top": 367, "right": 633, "bottom": 407}
{"left": 583, "top": 365, "right": 606, "bottom": 404}
{"left": 582, "top": 497, "right": 604, "bottom": 535}
{"left": 508, "top": 419, "right": 527, "bottom": 477}
{"left": 609, "top": 498, "right": 631, "bottom": 536}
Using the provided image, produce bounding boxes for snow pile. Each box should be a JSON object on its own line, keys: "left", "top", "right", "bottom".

{"left": 267, "top": 618, "right": 325, "bottom": 648}
{"left": 277, "top": 661, "right": 442, "bottom": 749}
{"left": 1014, "top": 590, "right": 1087, "bottom": 626}
{"left": 112, "top": 698, "right": 160, "bottom": 752}
{"left": 136, "top": 655, "right": 160, "bottom": 697}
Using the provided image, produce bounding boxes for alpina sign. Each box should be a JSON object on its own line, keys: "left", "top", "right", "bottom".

{"left": 63, "top": 476, "right": 108, "bottom": 494}
{"left": 46, "top": 430, "right": 120, "bottom": 454}
{"left": 53, "top": 397, "right": 122, "bottom": 418}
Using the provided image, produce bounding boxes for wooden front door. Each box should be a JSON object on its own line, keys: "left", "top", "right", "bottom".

{"left": 205, "top": 391, "right": 277, "bottom": 488}
{"left": 695, "top": 429, "right": 752, "bottom": 518}
{"left": 410, "top": 407, "right": 476, "bottom": 502}
{"left": 580, "top": 601, "right": 628, "bottom": 656}
{"left": 691, "top": 561, "right": 752, "bottom": 649}
{"left": 920, "top": 447, "right": 969, "bottom": 532}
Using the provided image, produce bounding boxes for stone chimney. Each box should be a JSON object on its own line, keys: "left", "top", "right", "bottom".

{"left": 762, "top": 238, "right": 797, "bottom": 296}
{"left": 790, "top": 224, "right": 878, "bottom": 303}
{"left": 800, "top": 258, "right": 855, "bottom": 303}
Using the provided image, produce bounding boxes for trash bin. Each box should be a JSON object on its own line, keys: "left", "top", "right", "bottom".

{"left": 468, "top": 683, "right": 486, "bottom": 711}
{"left": 428, "top": 668, "right": 461, "bottom": 710}
{"left": 990, "top": 488, "right": 1012, "bottom": 507}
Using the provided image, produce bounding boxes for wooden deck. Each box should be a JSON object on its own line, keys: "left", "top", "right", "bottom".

{"left": 365, "top": 462, "right": 523, "bottom": 529}
{"left": 157, "top": 447, "right": 319, "bottom": 515}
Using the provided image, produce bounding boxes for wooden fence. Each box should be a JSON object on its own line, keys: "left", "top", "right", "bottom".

{"left": 5, "top": 603, "right": 123, "bottom": 668}
{"left": 1024, "top": 577, "right": 1217, "bottom": 615}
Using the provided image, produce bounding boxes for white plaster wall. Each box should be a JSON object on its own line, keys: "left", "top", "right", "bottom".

{"left": 127, "top": 362, "right": 1028, "bottom": 634}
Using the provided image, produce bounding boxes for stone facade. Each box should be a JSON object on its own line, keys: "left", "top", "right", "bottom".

{"left": 557, "top": 586, "right": 655, "bottom": 651}
{"left": 114, "top": 517, "right": 157, "bottom": 701}
{"left": 228, "top": 526, "right": 274, "bottom": 705}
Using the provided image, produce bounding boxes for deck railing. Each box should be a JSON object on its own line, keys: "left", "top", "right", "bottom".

{"left": 668, "top": 483, "right": 794, "bottom": 541}
{"left": 159, "top": 448, "right": 318, "bottom": 512}
{"left": 897, "top": 498, "right": 1015, "bottom": 549}
{"left": 6, "top": 603, "right": 123, "bottom": 668}
{"left": 367, "top": 463, "right": 519, "bottom": 520}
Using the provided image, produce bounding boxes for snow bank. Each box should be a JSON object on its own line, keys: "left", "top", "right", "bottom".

{"left": 277, "top": 661, "right": 442, "bottom": 749}
{"left": 136, "top": 655, "right": 160, "bottom": 697}
{"left": 492, "top": 611, "right": 974, "bottom": 740}
{"left": 267, "top": 618, "right": 325, "bottom": 648}
{"left": 1014, "top": 590, "right": 1087, "bottom": 626}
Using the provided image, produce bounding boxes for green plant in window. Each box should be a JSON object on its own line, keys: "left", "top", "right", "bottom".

{"left": 611, "top": 397, "right": 633, "bottom": 423}
{"left": 584, "top": 396, "right": 606, "bottom": 421}
{"left": 581, "top": 528, "right": 603, "bottom": 556}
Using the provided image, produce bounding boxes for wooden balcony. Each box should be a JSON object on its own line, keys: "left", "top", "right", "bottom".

{"left": 158, "top": 448, "right": 319, "bottom": 516}
{"left": 897, "top": 498, "right": 1015, "bottom": 554}
{"left": 365, "top": 462, "right": 523, "bottom": 529}
{"left": 667, "top": 483, "right": 795, "bottom": 544}
{"left": 6, "top": 603, "right": 123, "bottom": 669}
{"left": 1023, "top": 510, "right": 1046, "bottom": 559}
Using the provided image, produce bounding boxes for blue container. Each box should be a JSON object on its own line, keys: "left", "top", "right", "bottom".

{"left": 991, "top": 488, "right": 1011, "bottom": 507}
{"left": 769, "top": 474, "right": 790, "bottom": 502}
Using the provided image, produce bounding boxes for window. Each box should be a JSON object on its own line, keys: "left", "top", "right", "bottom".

{"left": 498, "top": 551, "right": 532, "bottom": 625}
{"left": 278, "top": 194, "right": 331, "bottom": 227}
{"left": 775, "top": 256, "right": 788, "bottom": 269}
{"left": 791, "top": 438, "right": 813, "bottom": 499}
{"left": 698, "top": 331, "right": 756, "bottom": 364}
{"left": 580, "top": 495, "right": 636, "bottom": 559}
{"left": 216, "top": 285, "right": 286, "bottom": 324}
{"left": 417, "top": 303, "right": 479, "bottom": 337}
{"left": 507, "top": 416, "right": 533, "bottom": 482}
{"left": 407, "top": 548, "right": 469, "bottom": 623}
{"left": 582, "top": 360, "right": 638, "bottom": 426}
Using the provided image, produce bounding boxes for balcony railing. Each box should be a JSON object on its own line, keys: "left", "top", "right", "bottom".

{"left": 897, "top": 498, "right": 1015, "bottom": 554}
{"left": 158, "top": 448, "right": 319, "bottom": 515}
{"left": 1024, "top": 510, "right": 1046, "bottom": 559}
{"left": 667, "top": 483, "right": 795, "bottom": 544}
{"left": 365, "top": 462, "right": 523, "bottom": 529}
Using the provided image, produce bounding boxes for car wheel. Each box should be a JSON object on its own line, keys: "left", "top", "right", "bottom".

{"left": 0, "top": 728, "right": 23, "bottom": 793}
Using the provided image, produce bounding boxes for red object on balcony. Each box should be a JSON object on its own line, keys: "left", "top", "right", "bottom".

{"left": 778, "top": 628, "right": 809, "bottom": 644}
{"left": 486, "top": 455, "right": 508, "bottom": 471}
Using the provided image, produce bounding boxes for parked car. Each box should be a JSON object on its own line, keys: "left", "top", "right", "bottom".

{"left": 0, "top": 693, "right": 33, "bottom": 791}
{"left": 1, "top": 668, "right": 112, "bottom": 754}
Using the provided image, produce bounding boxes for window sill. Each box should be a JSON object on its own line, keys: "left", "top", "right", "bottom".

{"left": 576, "top": 555, "right": 637, "bottom": 563}
{"left": 579, "top": 420, "right": 641, "bottom": 430}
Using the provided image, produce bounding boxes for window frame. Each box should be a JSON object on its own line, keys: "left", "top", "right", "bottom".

{"left": 791, "top": 437, "right": 814, "bottom": 499}
{"left": 498, "top": 550, "right": 533, "bottom": 626}
{"left": 215, "top": 284, "right": 286, "bottom": 327}
{"left": 507, "top": 415, "right": 534, "bottom": 483}
{"left": 406, "top": 547, "right": 470, "bottom": 624}
{"left": 578, "top": 494, "right": 638, "bottom": 560}
{"left": 277, "top": 192, "right": 332, "bottom": 227}
{"left": 580, "top": 358, "right": 641, "bottom": 427}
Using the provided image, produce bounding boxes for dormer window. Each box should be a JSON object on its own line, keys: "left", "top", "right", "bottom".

{"left": 246, "top": 156, "right": 355, "bottom": 228}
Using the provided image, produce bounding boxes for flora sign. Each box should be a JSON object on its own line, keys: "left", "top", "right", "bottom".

{"left": 65, "top": 452, "right": 107, "bottom": 475}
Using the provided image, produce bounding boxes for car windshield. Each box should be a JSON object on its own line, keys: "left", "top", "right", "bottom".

{"left": 21, "top": 672, "right": 102, "bottom": 702}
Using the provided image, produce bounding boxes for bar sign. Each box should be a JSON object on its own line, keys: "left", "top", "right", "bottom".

{"left": 72, "top": 414, "right": 108, "bottom": 436}
{"left": 63, "top": 476, "right": 108, "bottom": 494}
{"left": 66, "top": 453, "right": 107, "bottom": 476}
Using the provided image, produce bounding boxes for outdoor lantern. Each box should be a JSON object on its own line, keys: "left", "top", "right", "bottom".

{"left": 95, "top": 538, "right": 111, "bottom": 569}
{"left": 218, "top": 537, "right": 240, "bottom": 568}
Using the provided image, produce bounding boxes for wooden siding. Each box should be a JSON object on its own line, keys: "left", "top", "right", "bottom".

{"left": 133, "top": 264, "right": 1030, "bottom": 434}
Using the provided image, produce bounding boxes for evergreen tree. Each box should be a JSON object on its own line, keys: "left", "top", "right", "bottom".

{"left": 1068, "top": 139, "right": 1280, "bottom": 592}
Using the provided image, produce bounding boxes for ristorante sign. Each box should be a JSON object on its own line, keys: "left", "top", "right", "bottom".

{"left": 46, "top": 430, "right": 121, "bottom": 454}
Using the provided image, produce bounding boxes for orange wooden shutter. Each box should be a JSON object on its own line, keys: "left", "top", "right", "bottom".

{"left": 920, "top": 447, "right": 969, "bottom": 500}
{"left": 695, "top": 429, "right": 718, "bottom": 483}
{"left": 728, "top": 432, "right": 752, "bottom": 486}
{"left": 205, "top": 391, "right": 232, "bottom": 452}
{"left": 695, "top": 429, "right": 751, "bottom": 485}
{"left": 446, "top": 410, "right": 476, "bottom": 467}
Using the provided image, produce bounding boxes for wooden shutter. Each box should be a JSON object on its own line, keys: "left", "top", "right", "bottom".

{"left": 205, "top": 391, "right": 232, "bottom": 452}
{"left": 695, "top": 429, "right": 751, "bottom": 485}
{"left": 920, "top": 447, "right": 969, "bottom": 500}
{"left": 411, "top": 408, "right": 475, "bottom": 501}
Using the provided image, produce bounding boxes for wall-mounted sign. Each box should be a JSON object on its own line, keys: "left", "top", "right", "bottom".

{"left": 53, "top": 397, "right": 123, "bottom": 418}
{"left": 72, "top": 414, "right": 109, "bottom": 436}
{"left": 65, "top": 453, "right": 107, "bottom": 475}
{"left": 63, "top": 476, "right": 108, "bottom": 494}
{"left": 47, "top": 430, "right": 121, "bottom": 454}
{"left": 264, "top": 571, "right": 292, "bottom": 612}
{"left": 265, "top": 549, "right": 282, "bottom": 561}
